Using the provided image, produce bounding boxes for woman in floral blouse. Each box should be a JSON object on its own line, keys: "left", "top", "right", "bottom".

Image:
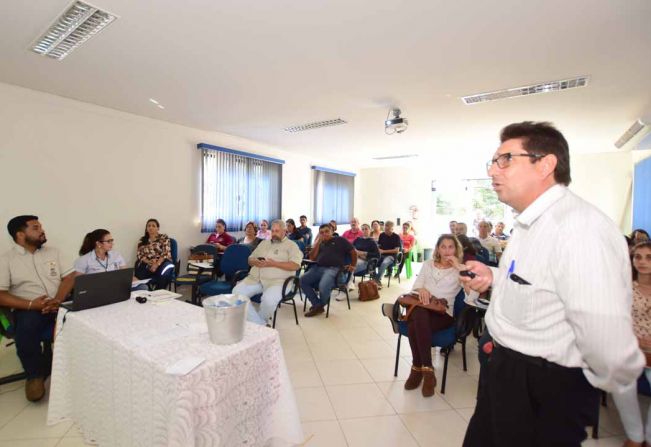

{"left": 613, "top": 241, "right": 651, "bottom": 447}
{"left": 135, "top": 218, "right": 174, "bottom": 289}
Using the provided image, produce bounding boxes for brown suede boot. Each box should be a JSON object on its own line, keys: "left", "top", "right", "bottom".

{"left": 404, "top": 366, "right": 423, "bottom": 390}
{"left": 421, "top": 366, "right": 437, "bottom": 397}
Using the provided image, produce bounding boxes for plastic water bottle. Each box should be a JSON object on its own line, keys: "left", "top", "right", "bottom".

{"left": 433, "top": 347, "right": 441, "bottom": 368}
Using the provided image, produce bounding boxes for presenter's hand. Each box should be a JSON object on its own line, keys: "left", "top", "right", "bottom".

{"left": 459, "top": 260, "right": 493, "bottom": 293}
{"left": 41, "top": 297, "right": 61, "bottom": 314}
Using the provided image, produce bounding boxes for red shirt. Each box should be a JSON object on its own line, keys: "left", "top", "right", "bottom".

{"left": 400, "top": 233, "right": 415, "bottom": 252}
{"left": 206, "top": 232, "right": 235, "bottom": 248}
{"left": 341, "top": 228, "right": 363, "bottom": 244}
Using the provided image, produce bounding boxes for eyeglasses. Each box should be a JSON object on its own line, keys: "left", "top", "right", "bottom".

{"left": 100, "top": 239, "right": 114, "bottom": 244}
{"left": 486, "top": 152, "right": 544, "bottom": 172}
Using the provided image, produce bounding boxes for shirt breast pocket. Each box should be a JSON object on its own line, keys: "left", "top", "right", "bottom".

{"left": 44, "top": 260, "right": 60, "bottom": 279}
{"left": 500, "top": 281, "right": 536, "bottom": 325}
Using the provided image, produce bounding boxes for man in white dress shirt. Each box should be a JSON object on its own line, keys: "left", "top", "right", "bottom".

{"left": 462, "top": 122, "right": 644, "bottom": 446}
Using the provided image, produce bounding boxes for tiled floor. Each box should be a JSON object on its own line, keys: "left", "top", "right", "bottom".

{"left": 0, "top": 273, "right": 634, "bottom": 446}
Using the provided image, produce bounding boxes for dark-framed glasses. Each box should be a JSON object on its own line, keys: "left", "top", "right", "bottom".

{"left": 486, "top": 152, "right": 544, "bottom": 172}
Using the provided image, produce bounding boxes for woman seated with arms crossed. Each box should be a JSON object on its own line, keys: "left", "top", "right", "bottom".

{"left": 612, "top": 241, "right": 651, "bottom": 447}
{"left": 404, "top": 233, "right": 476, "bottom": 397}
{"left": 285, "top": 219, "right": 307, "bottom": 245}
{"left": 74, "top": 229, "right": 147, "bottom": 290}
{"left": 238, "top": 221, "right": 263, "bottom": 251}
{"left": 134, "top": 219, "right": 174, "bottom": 289}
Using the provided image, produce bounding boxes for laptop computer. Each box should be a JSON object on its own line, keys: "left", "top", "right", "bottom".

{"left": 62, "top": 268, "right": 134, "bottom": 311}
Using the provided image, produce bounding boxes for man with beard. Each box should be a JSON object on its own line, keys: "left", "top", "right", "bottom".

{"left": 0, "top": 215, "right": 76, "bottom": 402}
{"left": 232, "top": 220, "right": 303, "bottom": 325}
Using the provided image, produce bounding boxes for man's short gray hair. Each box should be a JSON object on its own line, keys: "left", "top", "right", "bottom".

{"left": 271, "top": 219, "right": 286, "bottom": 230}
{"left": 385, "top": 220, "right": 394, "bottom": 227}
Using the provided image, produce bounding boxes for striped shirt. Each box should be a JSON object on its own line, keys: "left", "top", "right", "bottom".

{"left": 485, "top": 184, "right": 644, "bottom": 393}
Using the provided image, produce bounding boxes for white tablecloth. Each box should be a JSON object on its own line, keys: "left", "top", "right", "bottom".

{"left": 47, "top": 298, "right": 303, "bottom": 446}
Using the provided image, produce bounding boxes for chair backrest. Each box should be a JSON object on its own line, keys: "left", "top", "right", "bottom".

{"left": 169, "top": 238, "right": 179, "bottom": 263}
{"left": 220, "top": 244, "right": 252, "bottom": 277}
{"left": 452, "top": 288, "right": 466, "bottom": 319}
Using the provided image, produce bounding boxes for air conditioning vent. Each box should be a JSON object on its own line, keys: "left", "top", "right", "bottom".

{"left": 283, "top": 118, "right": 347, "bottom": 133}
{"left": 461, "top": 76, "right": 589, "bottom": 105}
{"left": 372, "top": 154, "right": 419, "bottom": 160}
{"left": 31, "top": 1, "right": 117, "bottom": 61}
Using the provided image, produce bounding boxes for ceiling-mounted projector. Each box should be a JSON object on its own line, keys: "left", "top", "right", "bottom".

{"left": 385, "top": 108, "right": 408, "bottom": 135}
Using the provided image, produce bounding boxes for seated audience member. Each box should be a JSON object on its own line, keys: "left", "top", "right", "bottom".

{"left": 135, "top": 218, "right": 174, "bottom": 289}
{"left": 301, "top": 224, "right": 357, "bottom": 317}
{"left": 492, "top": 221, "right": 509, "bottom": 240}
{"left": 298, "top": 215, "right": 313, "bottom": 246}
{"left": 0, "top": 215, "right": 76, "bottom": 402}
{"left": 286, "top": 219, "right": 307, "bottom": 244}
{"left": 206, "top": 218, "right": 235, "bottom": 252}
{"left": 238, "top": 221, "right": 263, "bottom": 251}
{"left": 353, "top": 223, "right": 380, "bottom": 275}
{"left": 477, "top": 220, "right": 502, "bottom": 263}
{"left": 456, "top": 234, "right": 477, "bottom": 263}
{"left": 75, "top": 229, "right": 147, "bottom": 290}
{"left": 454, "top": 222, "right": 468, "bottom": 236}
{"left": 256, "top": 219, "right": 271, "bottom": 240}
{"left": 370, "top": 220, "right": 382, "bottom": 241}
{"left": 342, "top": 217, "right": 363, "bottom": 244}
{"left": 75, "top": 229, "right": 126, "bottom": 273}
{"left": 233, "top": 220, "right": 303, "bottom": 325}
{"left": 404, "top": 234, "right": 474, "bottom": 397}
{"left": 375, "top": 221, "right": 402, "bottom": 287}
{"left": 395, "top": 222, "right": 416, "bottom": 277}
{"left": 631, "top": 229, "right": 650, "bottom": 245}
{"left": 329, "top": 220, "right": 340, "bottom": 237}
{"left": 612, "top": 241, "right": 651, "bottom": 447}
{"left": 449, "top": 220, "right": 457, "bottom": 235}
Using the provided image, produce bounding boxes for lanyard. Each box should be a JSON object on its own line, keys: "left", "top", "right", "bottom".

{"left": 96, "top": 252, "right": 110, "bottom": 271}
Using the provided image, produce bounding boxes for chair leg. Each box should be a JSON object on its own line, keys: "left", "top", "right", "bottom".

{"left": 441, "top": 347, "right": 450, "bottom": 394}
{"left": 0, "top": 371, "right": 27, "bottom": 386}
{"left": 345, "top": 289, "right": 350, "bottom": 310}
{"left": 292, "top": 298, "right": 299, "bottom": 325}
{"left": 461, "top": 338, "right": 467, "bottom": 372}
{"left": 326, "top": 297, "right": 330, "bottom": 318}
{"left": 272, "top": 310, "right": 278, "bottom": 329}
{"left": 394, "top": 335, "right": 402, "bottom": 377}
{"left": 601, "top": 390, "right": 607, "bottom": 407}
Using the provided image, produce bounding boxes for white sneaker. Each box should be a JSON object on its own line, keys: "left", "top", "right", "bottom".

{"left": 333, "top": 290, "right": 346, "bottom": 301}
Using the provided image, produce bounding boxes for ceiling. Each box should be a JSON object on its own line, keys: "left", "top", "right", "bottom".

{"left": 1, "top": 0, "right": 650, "bottom": 168}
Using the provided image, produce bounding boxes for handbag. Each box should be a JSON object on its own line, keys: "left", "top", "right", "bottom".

{"left": 189, "top": 251, "right": 211, "bottom": 261}
{"left": 358, "top": 280, "right": 380, "bottom": 301}
{"left": 396, "top": 292, "right": 448, "bottom": 321}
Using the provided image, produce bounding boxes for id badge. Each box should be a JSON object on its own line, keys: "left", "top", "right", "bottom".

{"left": 47, "top": 261, "right": 59, "bottom": 278}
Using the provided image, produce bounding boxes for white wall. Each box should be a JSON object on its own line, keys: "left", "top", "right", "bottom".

{"left": 0, "top": 82, "right": 355, "bottom": 268}
{"left": 358, "top": 151, "right": 637, "bottom": 245}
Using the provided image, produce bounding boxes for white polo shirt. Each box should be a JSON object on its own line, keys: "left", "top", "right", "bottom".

{"left": 485, "top": 184, "right": 644, "bottom": 393}
{"left": 243, "top": 238, "right": 303, "bottom": 288}
{"left": 74, "top": 250, "right": 126, "bottom": 274}
{"left": 0, "top": 244, "right": 73, "bottom": 300}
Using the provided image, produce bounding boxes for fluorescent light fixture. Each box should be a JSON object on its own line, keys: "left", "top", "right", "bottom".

{"left": 614, "top": 119, "right": 648, "bottom": 149}
{"left": 284, "top": 118, "right": 347, "bottom": 133}
{"left": 156, "top": 104, "right": 165, "bottom": 110}
{"left": 149, "top": 98, "right": 159, "bottom": 105}
{"left": 461, "top": 76, "right": 589, "bottom": 105}
{"left": 31, "top": 1, "right": 117, "bottom": 61}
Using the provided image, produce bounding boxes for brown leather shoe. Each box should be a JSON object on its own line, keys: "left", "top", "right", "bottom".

{"left": 25, "top": 377, "right": 45, "bottom": 402}
{"left": 404, "top": 366, "right": 423, "bottom": 390}
{"left": 304, "top": 305, "right": 325, "bottom": 317}
{"left": 421, "top": 367, "right": 437, "bottom": 397}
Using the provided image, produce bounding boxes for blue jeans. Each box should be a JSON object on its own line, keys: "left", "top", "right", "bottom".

{"left": 376, "top": 255, "right": 396, "bottom": 280}
{"left": 354, "top": 259, "right": 368, "bottom": 275}
{"left": 13, "top": 310, "right": 55, "bottom": 379}
{"left": 300, "top": 266, "right": 339, "bottom": 308}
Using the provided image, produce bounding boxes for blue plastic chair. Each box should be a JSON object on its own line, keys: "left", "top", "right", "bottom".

{"left": 381, "top": 289, "right": 468, "bottom": 394}
{"left": 198, "top": 244, "right": 252, "bottom": 298}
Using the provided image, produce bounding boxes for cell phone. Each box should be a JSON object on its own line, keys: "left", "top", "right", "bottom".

{"left": 459, "top": 270, "right": 477, "bottom": 279}
{"left": 257, "top": 257, "right": 266, "bottom": 261}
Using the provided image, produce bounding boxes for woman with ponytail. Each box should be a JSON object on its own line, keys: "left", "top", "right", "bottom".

{"left": 74, "top": 229, "right": 127, "bottom": 274}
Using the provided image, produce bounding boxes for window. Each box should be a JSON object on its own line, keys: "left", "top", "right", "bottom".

{"left": 312, "top": 166, "right": 355, "bottom": 225}
{"left": 200, "top": 143, "right": 282, "bottom": 232}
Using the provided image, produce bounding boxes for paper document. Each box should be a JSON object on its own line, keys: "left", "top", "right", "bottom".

{"left": 165, "top": 356, "right": 206, "bottom": 376}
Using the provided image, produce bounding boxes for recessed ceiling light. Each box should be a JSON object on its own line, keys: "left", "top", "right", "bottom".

{"left": 30, "top": 1, "right": 118, "bottom": 61}
{"left": 149, "top": 98, "right": 159, "bottom": 105}
{"left": 461, "top": 76, "right": 589, "bottom": 105}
